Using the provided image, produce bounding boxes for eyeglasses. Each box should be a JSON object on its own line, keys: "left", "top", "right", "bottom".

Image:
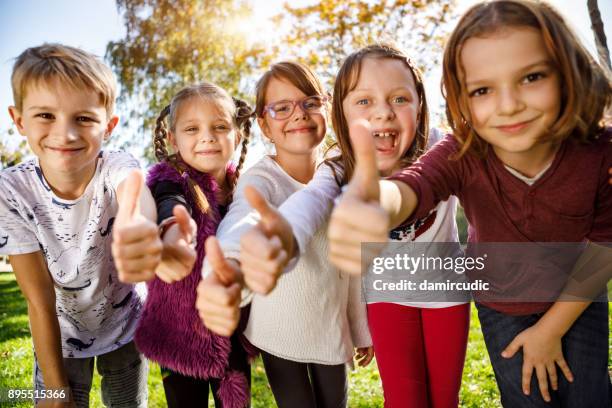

{"left": 263, "top": 95, "right": 329, "bottom": 120}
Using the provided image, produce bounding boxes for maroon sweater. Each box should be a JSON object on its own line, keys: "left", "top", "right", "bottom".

{"left": 389, "top": 129, "right": 612, "bottom": 315}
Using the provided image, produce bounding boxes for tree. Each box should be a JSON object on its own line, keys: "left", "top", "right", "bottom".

{"left": 587, "top": 0, "right": 610, "bottom": 70}
{"left": 0, "top": 129, "right": 30, "bottom": 170}
{"left": 277, "top": 0, "right": 456, "bottom": 89}
{"left": 106, "top": 0, "right": 275, "bottom": 160}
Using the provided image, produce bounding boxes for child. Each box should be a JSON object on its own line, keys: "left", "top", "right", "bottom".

{"left": 0, "top": 44, "right": 158, "bottom": 407}
{"left": 128, "top": 83, "right": 255, "bottom": 408}
{"left": 197, "top": 61, "right": 373, "bottom": 408}
{"left": 238, "top": 44, "right": 471, "bottom": 408}
{"left": 329, "top": 1, "right": 612, "bottom": 406}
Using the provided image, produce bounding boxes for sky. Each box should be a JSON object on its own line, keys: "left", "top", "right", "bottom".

{"left": 1, "top": 0, "right": 610, "bottom": 155}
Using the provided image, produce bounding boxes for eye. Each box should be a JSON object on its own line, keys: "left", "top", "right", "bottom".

{"left": 273, "top": 103, "right": 291, "bottom": 113}
{"left": 356, "top": 98, "right": 369, "bottom": 106}
{"left": 35, "top": 113, "right": 54, "bottom": 120}
{"left": 214, "top": 124, "right": 230, "bottom": 131}
{"left": 392, "top": 96, "right": 408, "bottom": 104}
{"left": 469, "top": 87, "right": 490, "bottom": 98}
{"left": 523, "top": 72, "right": 545, "bottom": 84}
{"left": 76, "top": 116, "right": 96, "bottom": 123}
{"left": 184, "top": 127, "right": 198, "bottom": 133}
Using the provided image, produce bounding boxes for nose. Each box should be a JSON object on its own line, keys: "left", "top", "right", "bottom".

{"left": 291, "top": 102, "right": 308, "bottom": 121}
{"left": 497, "top": 86, "right": 525, "bottom": 116}
{"left": 199, "top": 130, "right": 217, "bottom": 143}
{"left": 51, "top": 118, "right": 78, "bottom": 142}
{"left": 374, "top": 101, "right": 395, "bottom": 121}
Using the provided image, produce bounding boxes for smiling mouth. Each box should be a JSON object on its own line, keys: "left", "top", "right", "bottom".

{"left": 373, "top": 130, "right": 398, "bottom": 152}
{"left": 286, "top": 127, "right": 315, "bottom": 134}
{"left": 495, "top": 118, "right": 537, "bottom": 133}
{"left": 196, "top": 150, "right": 221, "bottom": 155}
{"left": 47, "top": 146, "right": 83, "bottom": 153}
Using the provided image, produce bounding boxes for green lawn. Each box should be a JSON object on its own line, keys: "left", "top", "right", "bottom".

{"left": 1, "top": 272, "right": 610, "bottom": 407}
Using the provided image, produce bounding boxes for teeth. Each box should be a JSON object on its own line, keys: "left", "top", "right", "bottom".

{"left": 373, "top": 132, "right": 397, "bottom": 138}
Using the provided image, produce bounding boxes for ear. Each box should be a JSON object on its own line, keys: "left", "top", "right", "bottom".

{"left": 257, "top": 117, "right": 273, "bottom": 142}
{"left": 167, "top": 130, "right": 178, "bottom": 149}
{"left": 104, "top": 115, "right": 119, "bottom": 141}
{"left": 8, "top": 106, "right": 26, "bottom": 136}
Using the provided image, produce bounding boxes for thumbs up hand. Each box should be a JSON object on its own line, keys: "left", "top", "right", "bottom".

{"left": 239, "top": 186, "right": 293, "bottom": 294}
{"left": 112, "top": 170, "right": 163, "bottom": 283}
{"left": 155, "top": 205, "right": 198, "bottom": 283}
{"left": 196, "top": 236, "right": 243, "bottom": 336}
{"left": 328, "top": 120, "right": 390, "bottom": 276}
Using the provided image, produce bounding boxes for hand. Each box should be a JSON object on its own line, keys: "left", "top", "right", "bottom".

{"left": 328, "top": 119, "right": 389, "bottom": 275}
{"left": 502, "top": 324, "right": 573, "bottom": 402}
{"left": 239, "top": 186, "right": 292, "bottom": 294}
{"left": 112, "top": 170, "right": 162, "bottom": 283}
{"left": 155, "top": 205, "right": 197, "bottom": 283}
{"left": 354, "top": 346, "right": 374, "bottom": 367}
{"left": 196, "top": 236, "right": 243, "bottom": 336}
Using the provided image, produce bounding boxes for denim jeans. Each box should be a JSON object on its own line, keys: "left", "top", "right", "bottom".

{"left": 34, "top": 341, "right": 148, "bottom": 408}
{"left": 476, "top": 301, "right": 611, "bottom": 408}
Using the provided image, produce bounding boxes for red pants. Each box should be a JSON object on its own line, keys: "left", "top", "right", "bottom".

{"left": 367, "top": 303, "right": 470, "bottom": 408}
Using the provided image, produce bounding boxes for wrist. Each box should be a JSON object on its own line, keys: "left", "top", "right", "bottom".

{"left": 158, "top": 216, "right": 177, "bottom": 238}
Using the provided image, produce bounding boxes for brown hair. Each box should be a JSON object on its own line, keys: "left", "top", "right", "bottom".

{"left": 153, "top": 83, "right": 254, "bottom": 214}
{"left": 254, "top": 61, "right": 328, "bottom": 118}
{"left": 443, "top": 0, "right": 612, "bottom": 157}
{"left": 11, "top": 43, "right": 117, "bottom": 116}
{"left": 328, "top": 43, "right": 429, "bottom": 185}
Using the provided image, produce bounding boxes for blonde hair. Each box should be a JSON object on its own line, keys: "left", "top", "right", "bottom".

{"left": 11, "top": 43, "right": 117, "bottom": 115}
{"left": 443, "top": 0, "right": 611, "bottom": 157}
{"left": 154, "top": 82, "right": 254, "bottom": 214}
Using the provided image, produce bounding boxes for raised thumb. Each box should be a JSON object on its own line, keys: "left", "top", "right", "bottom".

{"left": 117, "top": 169, "right": 143, "bottom": 225}
{"left": 348, "top": 119, "right": 379, "bottom": 202}
{"left": 205, "top": 236, "right": 235, "bottom": 286}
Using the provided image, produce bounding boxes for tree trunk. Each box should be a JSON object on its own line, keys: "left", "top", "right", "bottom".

{"left": 587, "top": 0, "right": 611, "bottom": 69}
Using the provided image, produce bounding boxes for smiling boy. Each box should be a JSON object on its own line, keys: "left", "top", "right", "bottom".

{"left": 0, "top": 44, "right": 159, "bottom": 407}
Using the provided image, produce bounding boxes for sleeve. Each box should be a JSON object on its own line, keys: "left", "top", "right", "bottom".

{"left": 278, "top": 161, "right": 343, "bottom": 254}
{"left": 201, "top": 171, "right": 274, "bottom": 279}
{"left": 347, "top": 275, "right": 372, "bottom": 348}
{"left": 104, "top": 151, "right": 141, "bottom": 192}
{"left": 0, "top": 176, "right": 40, "bottom": 255}
{"left": 587, "top": 129, "right": 612, "bottom": 242}
{"left": 151, "top": 181, "right": 190, "bottom": 224}
{"left": 388, "top": 134, "right": 467, "bottom": 223}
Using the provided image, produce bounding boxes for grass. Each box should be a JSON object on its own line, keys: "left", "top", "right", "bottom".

{"left": 1, "top": 271, "right": 610, "bottom": 407}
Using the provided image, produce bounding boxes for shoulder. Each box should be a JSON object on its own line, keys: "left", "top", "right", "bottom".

{"left": 100, "top": 150, "right": 140, "bottom": 168}
{"left": 0, "top": 158, "right": 40, "bottom": 193}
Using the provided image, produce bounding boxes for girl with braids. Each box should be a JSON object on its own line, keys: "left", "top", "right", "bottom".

{"left": 198, "top": 61, "right": 373, "bottom": 408}
{"left": 134, "top": 82, "right": 255, "bottom": 408}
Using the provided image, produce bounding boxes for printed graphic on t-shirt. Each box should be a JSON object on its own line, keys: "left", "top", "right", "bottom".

{"left": 0, "top": 151, "right": 144, "bottom": 357}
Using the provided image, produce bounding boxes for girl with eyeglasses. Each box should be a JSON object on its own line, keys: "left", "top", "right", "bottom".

{"left": 197, "top": 61, "right": 373, "bottom": 408}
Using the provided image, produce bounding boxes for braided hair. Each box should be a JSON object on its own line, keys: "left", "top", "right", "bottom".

{"left": 153, "top": 83, "right": 254, "bottom": 214}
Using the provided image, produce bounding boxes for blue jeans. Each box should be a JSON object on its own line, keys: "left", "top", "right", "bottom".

{"left": 476, "top": 301, "right": 611, "bottom": 407}
{"left": 34, "top": 341, "right": 148, "bottom": 408}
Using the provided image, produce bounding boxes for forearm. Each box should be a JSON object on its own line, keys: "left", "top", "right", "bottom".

{"left": 28, "top": 299, "right": 69, "bottom": 388}
{"left": 379, "top": 180, "right": 418, "bottom": 229}
{"left": 139, "top": 186, "right": 158, "bottom": 222}
{"left": 536, "top": 301, "right": 590, "bottom": 337}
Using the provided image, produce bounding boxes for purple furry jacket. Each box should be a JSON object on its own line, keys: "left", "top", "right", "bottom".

{"left": 134, "top": 161, "right": 249, "bottom": 408}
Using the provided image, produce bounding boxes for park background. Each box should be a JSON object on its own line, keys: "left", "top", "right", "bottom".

{"left": 0, "top": 0, "right": 611, "bottom": 406}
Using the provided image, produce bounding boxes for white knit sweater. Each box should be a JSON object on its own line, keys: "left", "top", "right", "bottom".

{"left": 202, "top": 156, "right": 371, "bottom": 364}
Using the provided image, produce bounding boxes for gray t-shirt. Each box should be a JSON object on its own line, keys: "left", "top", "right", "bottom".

{"left": 0, "top": 151, "right": 145, "bottom": 358}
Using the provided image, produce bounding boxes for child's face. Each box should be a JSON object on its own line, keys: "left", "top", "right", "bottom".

{"left": 169, "top": 98, "right": 237, "bottom": 179}
{"left": 461, "top": 26, "right": 561, "bottom": 162}
{"left": 9, "top": 81, "right": 117, "bottom": 192}
{"left": 342, "top": 57, "right": 419, "bottom": 177}
{"left": 258, "top": 77, "right": 326, "bottom": 157}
